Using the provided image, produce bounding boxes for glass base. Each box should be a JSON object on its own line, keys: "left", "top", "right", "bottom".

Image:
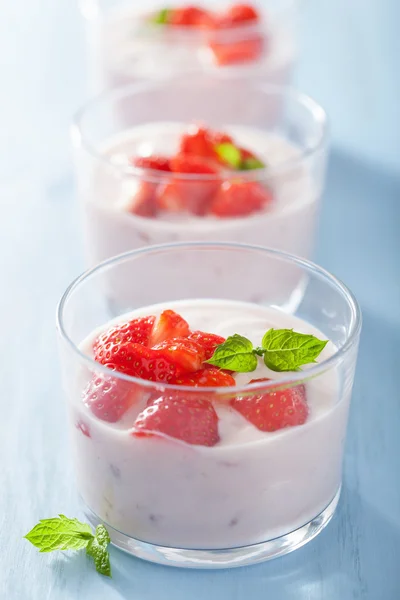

{"left": 84, "top": 487, "right": 340, "bottom": 569}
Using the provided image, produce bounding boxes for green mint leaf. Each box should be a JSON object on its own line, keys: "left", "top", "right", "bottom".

{"left": 206, "top": 334, "right": 258, "bottom": 372}
{"left": 24, "top": 515, "right": 93, "bottom": 553}
{"left": 150, "top": 8, "right": 171, "bottom": 24}
{"left": 261, "top": 329, "right": 328, "bottom": 372}
{"left": 214, "top": 143, "right": 242, "bottom": 169}
{"left": 86, "top": 526, "right": 111, "bottom": 577}
{"left": 241, "top": 156, "right": 265, "bottom": 170}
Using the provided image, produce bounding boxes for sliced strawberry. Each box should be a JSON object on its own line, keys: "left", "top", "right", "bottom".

{"left": 231, "top": 383, "right": 308, "bottom": 432}
{"left": 83, "top": 374, "right": 139, "bottom": 423}
{"left": 170, "top": 153, "right": 219, "bottom": 175}
{"left": 93, "top": 316, "right": 155, "bottom": 362}
{"left": 149, "top": 310, "right": 190, "bottom": 346}
{"left": 179, "top": 125, "right": 233, "bottom": 162}
{"left": 216, "top": 4, "right": 260, "bottom": 27}
{"left": 175, "top": 366, "right": 236, "bottom": 387}
{"left": 153, "top": 337, "right": 205, "bottom": 372}
{"left": 126, "top": 181, "right": 158, "bottom": 217}
{"left": 134, "top": 395, "right": 220, "bottom": 446}
{"left": 210, "top": 180, "right": 273, "bottom": 217}
{"left": 188, "top": 331, "right": 226, "bottom": 360}
{"left": 156, "top": 181, "right": 187, "bottom": 213}
{"left": 209, "top": 36, "right": 264, "bottom": 66}
{"left": 76, "top": 421, "right": 91, "bottom": 438}
{"left": 132, "top": 155, "right": 171, "bottom": 172}
{"left": 168, "top": 6, "right": 212, "bottom": 27}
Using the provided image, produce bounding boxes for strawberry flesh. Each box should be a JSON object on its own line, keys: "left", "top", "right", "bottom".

{"left": 153, "top": 337, "right": 205, "bottom": 372}
{"left": 149, "top": 310, "right": 191, "bottom": 346}
{"left": 175, "top": 366, "right": 236, "bottom": 387}
{"left": 231, "top": 383, "right": 308, "bottom": 432}
{"left": 134, "top": 394, "right": 220, "bottom": 446}
{"left": 188, "top": 330, "right": 226, "bottom": 360}
{"left": 210, "top": 180, "right": 273, "bottom": 217}
{"left": 132, "top": 155, "right": 171, "bottom": 171}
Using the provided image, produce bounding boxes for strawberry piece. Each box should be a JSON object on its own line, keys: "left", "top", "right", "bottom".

{"left": 132, "top": 155, "right": 171, "bottom": 172}
{"left": 209, "top": 37, "right": 264, "bottom": 66}
{"left": 134, "top": 395, "right": 220, "bottom": 446}
{"left": 153, "top": 337, "right": 205, "bottom": 372}
{"left": 210, "top": 180, "right": 273, "bottom": 217}
{"left": 76, "top": 421, "right": 91, "bottom": 438}
{"left": 188, "top": 330, "right": 226, "bottom": 360}
{"left": 104, "top": 343, "right": 186, "bottom": 383}
{"left": 149, "top": 310, "right": 191, "bottom": 346}
{"left": 93, "top": 316, "right": 155, "bottom": 363}
{"left": 168, "top": 6, "right": 212, "bottom": 27}
{"left": 156, "top": 181, "right": 187, "bottom": 213}
{"left": 179, "top": 125, "right": 233, "bottom": 162}
{"left": 83, "top": 374, "right": 139, "bottom": 423}
{"left": 231, "top": 383, "right": 308, "bottom": 432}
{"left": 216, "top": 4, "right": 260, "bottom": 27}
{"left": 127, "top": 181, "right": 158, "bottom": 217}
{"left": 170, "top": 153, "right": 219, "bottom": 175}
{"left": 175, "top": 366, "right": 236, "bottom": 387}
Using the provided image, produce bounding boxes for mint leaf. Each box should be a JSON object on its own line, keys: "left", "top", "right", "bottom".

{"left": 214, "top": 143, "right": 242, "bottom": 169}
{"left": 24, "top": 515, "right": 93, "bottom": 553}
{"left": 86, "top": 525, "right": 111, "bottom": 577}
{"left": 206, "top": 334, "right": 258, "bottom": 372}
{"left": 261, "top": 329, "right": 328, "bottom": 372}
{"left": 241, "top": 156, "right": 265, "bottom": 170}
{"left": 150, "top": 8, "right": 171, "bottom": 24}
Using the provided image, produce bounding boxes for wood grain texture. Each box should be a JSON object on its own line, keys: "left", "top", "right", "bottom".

{"left": 1, "top": 1, "right": 399, "bottom": 598}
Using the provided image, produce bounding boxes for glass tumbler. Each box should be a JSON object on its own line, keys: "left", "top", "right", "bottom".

{"left": 57, "top": 242, "right": 361, "bottom": 568}
{"left": 79, "top": 0, "right": 299, "bottom": 94}
{"left": 72, "top": 78, "right": 328, "bottom": 287}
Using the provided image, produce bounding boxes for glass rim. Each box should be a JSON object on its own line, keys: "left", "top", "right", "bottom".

{"left": 72, "top": 81, "right": 329, "bottom": 183}
{"left": 56, "top": 242, "right": 362, "bottom": 394}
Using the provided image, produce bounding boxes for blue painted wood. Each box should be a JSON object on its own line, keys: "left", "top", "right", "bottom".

{"left": 1, "top": 1, "right": 399, "bottom": 598}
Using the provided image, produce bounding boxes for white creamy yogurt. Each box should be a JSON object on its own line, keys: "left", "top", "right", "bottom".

{"left": 69, "top": 299, "right": 349, "bottom": 549}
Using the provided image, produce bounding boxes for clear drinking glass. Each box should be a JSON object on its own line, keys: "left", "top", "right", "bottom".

{"left": 57, "top": 242, "right": 361, "bottom": 568}
{"left": 71, "top": 78, "right": 328, "bottom": 286}
{"left": 79, "top": 0, "right": 298, "bottom": 93}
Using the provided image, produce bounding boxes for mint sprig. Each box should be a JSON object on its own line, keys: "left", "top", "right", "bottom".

{"left": 206, "top": 329, "right": 328, "bottom": 373}
{"left": 215, "top": 143, "right": 242, "bottom": 169}
{"left": 24, "top": 516, "right": 112, "bottom": 577}
{"left": 150, "top": 8, "right": 171, "bottom": 24}
{"left": 241, "top": 156, "right": 265, "bottom": 170}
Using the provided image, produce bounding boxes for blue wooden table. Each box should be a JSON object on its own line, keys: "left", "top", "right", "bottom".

{"left": 1, "top": 1, "right": 399, "bottom": 598}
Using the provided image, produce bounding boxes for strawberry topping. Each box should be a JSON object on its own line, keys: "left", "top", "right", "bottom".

{"left": 132, "top": 155, "right": 171, "bottom": 171}
{"left": 175, "top": 366, "right": 236, "bottom": 387}
{"left": 210, "top": 180, "right": 273, "bottom": 217}
{"left": 134, "top": 394, "right": 220, "bottom": 446}
{"left": 188, "top": 331, "right": 226, "bottom": 360}
{"left": 152, "top": 337, "right": 206, "bottom": 372}
{"left": 149, "top": 310, "right": 191, "bottom": 346}
{"left": 93, "top": 316, "right": 155, "bottom": 362}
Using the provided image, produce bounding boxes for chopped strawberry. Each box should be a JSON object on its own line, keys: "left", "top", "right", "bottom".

{"left": 179, "top": 125, "right": 233, "bottom": 162}
{"left": 94, "top": 316, "right": 155, "bottom": 363}
{"left": 134, "top": 395, "right": 220, "bottom": 446}
{"left": 175, "top": 366, "right": 236, "bottom": 387}
{"left": 149, "top": 310, "right": 190, "bottom": 346}
{"left": 104, "top": 342, "right": 187, "bottom": 383}
{"left": 83, "top": 374, "right": 139, "bottom": 423}
{"left": 132, "top": 155, "right": 171, "bottom": 172}
{"left": 188, "top": 331, "right": 226, "bottom": 360}
{"left": 76, "top": 421, "right": 91, "bottom": 438}
{"left": 209, "top": 180, "right": 273, "bottom": 217}
{"left": 168, "top": 6, "right": 212, "bottom": 27}
{"left": 153, "top": 337, "right": 206, "bottom": 372}
{"left": 216, "top": 4, "right": 260, "bottom": 27}
{"left": 231, "top": 383, "right": 308, "bottom": 432}
{"left": 156, "top": 181, "right": 187, "bottom": 213}
{"left": 126, "top": 181, "right": 158, "bottom": 217}
{"left": 209, "top": 36, "right": 264, "bottom": 65}
{"left": 170, "top": 153, "right": 219, "bottom": 175}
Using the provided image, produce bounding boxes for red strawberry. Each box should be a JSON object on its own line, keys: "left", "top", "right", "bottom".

{"left": 126, "top": 181, "right": 158, "bottom": 217}
{"left": 76, "top": 421, "right": 91, "bottom": 438}
{"left": 93, "top": 316, "right": 155, "bottom": 362}
{"left": 83, "top": 374, "right": 139, "bottom": 422}
{"left": 168, "top": 6, "right": 212, "bottom": 27}
{"left": 231, "top": 382, "right": 308, "bottom": 432}
{"left": 156, "top": 181, "right": 187, "bottom": 213}
{"left": 134, "top": 395, "right": 220, "bottom": 446}
{"left": 179, "top": 125, "right": 233, "bottom": 161}
{"left": 188, "top": 330, "right": 226, "bottom": 360}
{"left": 175, "top": 366, "right": 236, "bottom": 387}
{"left": 210, "top": 180, "right": 273, "bottom": 217}
{"left": 132, "top": 155, "right": 171, "bottom": 172}
{"left": 170, "top": 153, "right": 219, "bottom": 175}
{"left": 216, "top": 4, "right": 260, "bottom": 27}
{"left": 153, "top": 337, "right": 205, "bottom": 372}
{"left": 104, "top": 342, "right": 186, "bottom": 383}
{"left": 149, "top": 310, "right": 190, "bottom": 346}
{"left": 209, "top": 36, "right": 264, "bottom": 65}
